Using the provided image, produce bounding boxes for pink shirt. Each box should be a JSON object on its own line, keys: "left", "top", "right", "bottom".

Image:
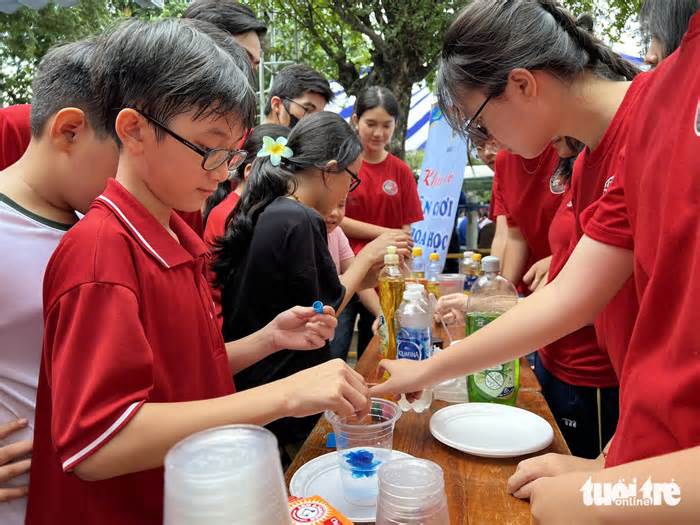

{"left": 327, "top": 226, "right": 354, "bottom": 274}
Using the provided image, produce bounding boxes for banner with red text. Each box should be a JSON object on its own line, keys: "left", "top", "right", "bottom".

{"left": 411, "top": 107, "right": 468, "bottom": 272}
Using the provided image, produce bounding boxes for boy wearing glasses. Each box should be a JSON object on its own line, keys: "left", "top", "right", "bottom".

{"left": 26, "top": 20, "right": 369, "bottom": 525}
{"left": 263, "top": 64, "right": 334, "bottom": 128}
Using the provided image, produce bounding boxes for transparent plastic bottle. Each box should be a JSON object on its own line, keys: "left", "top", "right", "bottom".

{"left": 378, "top": 246, "right": 406, "bottom": 361}
{"left": 466, "top": 256, "right": 520, "bottom": 405}
{"left": 425, "top": 252, "right": 441, "bottom": 298}
{"left": 459, "top": 251, "right": 475, "bottom": 290}
{"left": 410, "top": 246, "right": 426, "bottom": 283}
{"left": 396, "top": 287, "right": 433, "bottom": 413}
{"left": 464, "top": 253, "right": 483, "bottom": 293}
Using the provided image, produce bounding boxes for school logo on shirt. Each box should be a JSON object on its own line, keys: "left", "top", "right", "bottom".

{"left": 603, "top": 176, "right": 615, "bottom": 194}
{"left": 382, "top": 179, "right": 399, "bottom": 196}
{"left": 549, "top": 170, "right": 567, "bottom": 195}
{"left": 695, "top": 100, "right": 700, "bottom": 137}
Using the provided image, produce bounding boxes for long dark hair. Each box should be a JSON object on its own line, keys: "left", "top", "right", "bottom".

{"left": 202, "top": 124, "right": 290, "bottom": 225}
{"left": 437, "top": 0, "right": 639, "bottom": 136}
{"left": 212, "top": 111, "right": 362, "bottom": 289}
{"left": 554, "top": 136, "right": 585, "bottom": 184}
{"left": 640, "top": 0, "right": 697, "bottom": 59}
{"left": 353, "top": 86, "right": 400, "bottom": 120}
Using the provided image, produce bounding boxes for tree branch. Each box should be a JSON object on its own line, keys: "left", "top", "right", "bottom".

{"left": 329, "top": 1, "right": 388, "bottom": 56}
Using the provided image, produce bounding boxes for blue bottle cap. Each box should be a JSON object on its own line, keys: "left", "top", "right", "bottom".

{"left": 312, "top": 301, "right": 324, "bottom": 314}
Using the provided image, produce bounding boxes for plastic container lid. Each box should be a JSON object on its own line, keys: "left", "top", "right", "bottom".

{"left": 428, "top": 252, "right": 440, "bottom": 262}
{"left": 463, "top": 251, "right": 474, "bottom": 258}
{"left": 472, "top": 253, "right": 482, "bottom": 262}
{"left": 412, "top": 246, "right": 423, "bottom": 257}
{"left": 481, "top": 255, "right": 500, "bottom": 273}
{"left": 384, "top": 245, "right": 399, "bottom": 265}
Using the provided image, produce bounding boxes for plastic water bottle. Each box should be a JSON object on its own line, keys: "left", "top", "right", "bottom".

{"left": 459, "top": 251, "right": 474, "bottom": 290}
{"left": 378, "top": 246, "right": 405, "bottom": 361}
{"left": 464, "top": 253, "right": 482, "bottom": 293}
{"left": 396, "top": 286, "right": 433, "bottom": 413}
{"left": 410, "top": 246, "right": 426, "bottom": 282}
{"left": 466, "top": 256, "right": 520, "bottom": 406}
{"left": 425, "top": 252, "right": 441, "bottom": 298}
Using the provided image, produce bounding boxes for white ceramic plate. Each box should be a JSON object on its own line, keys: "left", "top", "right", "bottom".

{"left": 430, "top": 403, "right": 553, "bottom": 458}
{"left": 289, "top": 450, "right": 413, "bottom": 523}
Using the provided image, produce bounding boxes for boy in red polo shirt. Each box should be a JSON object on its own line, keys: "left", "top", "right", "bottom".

{"left": 26, "top": 20, "right": 368, "bottom": 525}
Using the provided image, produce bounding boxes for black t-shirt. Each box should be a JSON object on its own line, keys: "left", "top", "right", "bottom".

{"left": 220, "top": 196, "right": 345, "bottom": 443}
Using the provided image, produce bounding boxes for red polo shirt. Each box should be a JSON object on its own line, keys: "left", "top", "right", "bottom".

{"left": 581, "top": 13, "right": 700, "bottom": 467}
{"left": 344, "top": 153, "right": 423, "bottom": 253}
{"left": 26, "top": 179, "right": 235, "bottom": 525}
{"left": 538, "top": 190, "right": 617, "bottom": 387}
{"left": 489, "top": 146, "right": 562, "bottom": 293}
{"left": 0, "top": 104, "right": 31, "bottom": 170}
{"left": 549, "top": 74, "right": 651, "bottom": 379}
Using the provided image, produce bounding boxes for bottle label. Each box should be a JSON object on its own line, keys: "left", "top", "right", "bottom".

{"left": 472, "top": 362, "right": 517, "bottom": 398}
{"left": 378, "top": 315, "right": 389, "bottom": 358}
{"left": 397, "top": 327, "right": 431, "bottom": 361}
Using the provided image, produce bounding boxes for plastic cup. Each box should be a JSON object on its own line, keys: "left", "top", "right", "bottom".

{"left": 437, "top": 274, "right": 466, "bottom": 296}
{"left": 164, "top": 425, "right": 292, "bottom": 525}
{"left": 375, "top": 458, "right": 450, "bottom": 525}
{"left": 325, "top": 398, "right": 401, "bottom": 506}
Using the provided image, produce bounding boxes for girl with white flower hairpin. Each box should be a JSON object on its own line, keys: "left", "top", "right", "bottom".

{"left": 211, "top": 111, "right": 398, "bottom": 462}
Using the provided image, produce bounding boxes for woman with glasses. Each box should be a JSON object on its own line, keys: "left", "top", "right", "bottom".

{"left": 334, "top": 86, "right": 420, "bottom": 361}
{"left": 211, "top": 111, "right": 388, "bottom": 462}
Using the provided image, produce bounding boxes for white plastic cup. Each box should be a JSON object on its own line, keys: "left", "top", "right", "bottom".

{"left": 164, "top": 425, "right": 292, "bottom": 525}
{"left": 375, "top": 458, "right": 450, "bottom": 525}
{"left": 325, "top": 398, "right": 401, "bottom": 506}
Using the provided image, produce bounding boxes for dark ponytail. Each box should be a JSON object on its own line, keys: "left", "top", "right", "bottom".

{"left": 438, "top": 0, "right": 639, "bottom": 134}
{"left": 202, "top": 124, "right": 290, "bottom": 225}
{"left": 212, "top": 111, "right": 362, "bottom": 290}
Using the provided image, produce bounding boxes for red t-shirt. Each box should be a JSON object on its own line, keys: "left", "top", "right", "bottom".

{"left": 0, "top": 104, "right": 31, "bottom": 170}
{"left": 550, "top": 74, "right": 651, "bottom": 381}
{"left": 203, "top": 191, "right": 241, "bottom": 324}
{"left": 538, "top": 190, "right": 617, "bottom": 387}
{"left": 175, "top": 209, "right": 204, "bottom": 238}
{"left": 344, "top": 153, "right": 423, "bottom": 253}
{"left": 489, "top": 146, "right": 563, "bottom": 292}
{"left": 581, "top": 13, "right": 700, "bottom": 467}
{"left": 26, "top": 180, "right": 234, "bottom": 524}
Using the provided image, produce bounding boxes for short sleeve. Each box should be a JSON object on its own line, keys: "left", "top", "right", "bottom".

{"left": 489, "top": 157, "right": 509, "bottom": 221}
{"left": 398, "top": 161, "right": 424, "bottom": 225}
{"left": 336, "top": 228, "right": 354, "bottom": 263}
{"left": 283, "top": 214, "right": 346, "bottom": 311}
{"left": 581, "top": 169, "right": 634, "bottom": 251}
{"left": 44, "top": 282, "right": 153, "bottom": 472}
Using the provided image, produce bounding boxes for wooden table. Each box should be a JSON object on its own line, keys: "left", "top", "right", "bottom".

{"left": 286, "top": 326, "right": 570, "bottom": 524}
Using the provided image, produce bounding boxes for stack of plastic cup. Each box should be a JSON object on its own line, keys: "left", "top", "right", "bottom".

{"left": 325, "top": 398, "right": 401, "bottom": 507}
{"left": 164, "top": 425, "right": 292, "bottom": 525}
{"left": 437, "top": 274, "right": 466, "bottom": 296}
{"left": 375, "top": 458, "right": 450, "bottom": 525}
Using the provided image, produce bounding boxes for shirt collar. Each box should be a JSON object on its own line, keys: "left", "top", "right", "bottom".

{"left": 93, "top": 179, "right": 207, "bottom": 269}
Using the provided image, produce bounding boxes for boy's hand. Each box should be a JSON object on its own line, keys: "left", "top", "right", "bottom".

{"left": 269, "top": 306, "right": 337, "bottom": 351}
{"left": 282, "top": 359, "right": 369, "bottom": 418}
{"left": 507, "top": 452, "right": 603, "bottom": 500}
{"left": 368, "top": 359, "right": 429, "bottom": 398}
{"left": 0, "top": 419, "right": 32, "bottom": 503}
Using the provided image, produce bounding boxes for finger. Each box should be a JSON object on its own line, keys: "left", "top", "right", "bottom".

{"left": 529, "top": 277, "right": 541, "bottom": 292}
{"left": 0, "top": 485, "right": 29, "bottom": 503}
{"left": 506, "top": 466, "right": 539, "bottom": 495}
{"left": 369, "top": 378, "right": 395, "bottom": 397}
{"left": 0, "top": 458, "right": 31, "bottom": 483}
{"left": 512, "top": 479, "right": 537, "bottom": 500}
{"left": 0, "top": 440, "right": 33, "bottom": 466}
{"left": 322, "top": 305, "right": 336, "bottom": 317}
{"left": 0, "top": 419, "right": 28, "bottom": 439}
{"left": 523, "top": 267, "right": 535, "bottom": 285}
{"left": 405, "top": 391, "right": 422, "bottom": 403}
{"left": 341, "top": 382, "right": 371, "bottom": 414}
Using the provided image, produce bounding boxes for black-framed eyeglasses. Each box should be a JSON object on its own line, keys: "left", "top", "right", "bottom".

{"left": 345, "top": 167, "right": 361, "bottom": 192}
{"left": 137, "top": 111, "right": 248, "bottom": 174}
{"left": 462, "top": 95, "right": 492, "bottom": 143}
{"left": 282, "top": 97, "right": 312, "bottom": 117}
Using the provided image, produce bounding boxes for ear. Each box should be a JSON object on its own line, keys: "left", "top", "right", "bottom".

{"left": 505, "top": 68, "right": 538, "bottom": 102}
{"left": 323, "top": 159, "right": 339, "bottom": 172}
{"left": 115, "top": 109, "right": 148, "bottom": 155}
{"left": 351, "top": 114, "right": 359, "bottom": 128}
{"left": 47, "top": 108, "right": 89, "bottom": 152}
{"left": 242, "top": 162, "right": 253, "bottom": 181}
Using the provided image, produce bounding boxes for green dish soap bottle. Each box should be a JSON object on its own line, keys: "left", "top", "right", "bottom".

{"left": 466, "top": 255, "right": 520, "bottom": 405}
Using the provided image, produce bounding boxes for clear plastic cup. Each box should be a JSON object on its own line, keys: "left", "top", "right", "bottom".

{"left": 325, "top": 398, "right": 401, "bottom": 506}
{"left": 164, "top": 425, "right": 292, "bottom": 525}
{"left": 375, "top": 458, "right": 450, "bottom": 525}
{"left": 437, "top": 274, "right": 466, "bottom": 296}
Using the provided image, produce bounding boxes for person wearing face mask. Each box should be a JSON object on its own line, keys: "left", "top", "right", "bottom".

{"left": 262, "top": 64, "right": 333, "bottom": 128}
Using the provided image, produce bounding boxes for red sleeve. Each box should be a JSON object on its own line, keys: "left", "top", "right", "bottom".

{"left": 489, "top": 155, "right": 509, "bottom": 221}
{"left": 44, "top": 283, "right": 153, "bottom": 472}
{"left": 398, "top": 160, "right": 424, "bottom": 225}
{"left": 0, "top": 105, "right": 32, "bottom": 170}
{"left": 581, "top": 160, "right": 634, "bottom": 251}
